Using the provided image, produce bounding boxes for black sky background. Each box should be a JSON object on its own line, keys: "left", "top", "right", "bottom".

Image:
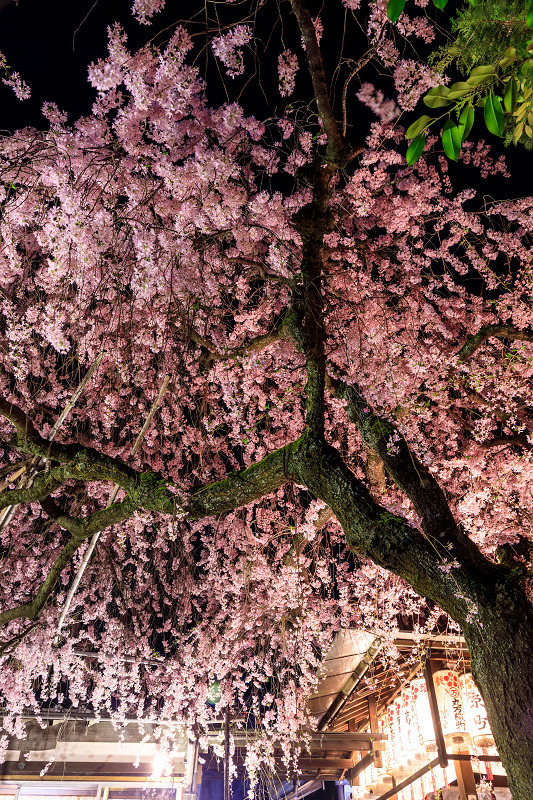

{"left": 0, "top": 0, "right": 530, "bottom": 199}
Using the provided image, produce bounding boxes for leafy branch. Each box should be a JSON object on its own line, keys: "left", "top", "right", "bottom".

{"left": 405, "top": 38, "right": 533, "bottom": 163}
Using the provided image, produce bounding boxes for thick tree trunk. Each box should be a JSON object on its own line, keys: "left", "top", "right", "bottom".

{"left": 290, "top": 435, "right": 533, "bottom": 800}
{"left": 463, "top": 580, "right": 533, "bottom": 800}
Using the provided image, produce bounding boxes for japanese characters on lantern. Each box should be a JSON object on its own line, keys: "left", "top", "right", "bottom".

{"left": 432, "top": 669, "right": 471, "bottom": 746}
{"left": 460, "top": 672, "right": 495, "bottom": 747}
{"left": 359, "top": 669, "right": 496, "bottom": 800}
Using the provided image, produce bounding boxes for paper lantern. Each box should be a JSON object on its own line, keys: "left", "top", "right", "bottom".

{"left": 410, "top": 777, "right": 424, "bottom": 800}
{"left": 401, "top": 686, "right": 420, "bottom": 755}
{"left": 433, "top": 669, "right": 471, "bottom": 746}
{"left": 410, "top": 678, "right": 436, "bottom": 748}
{"left": 363, "top": 759, "right": 378, "bottom": 790}
{"left": 379, "top": 714, "right": 394, "bottom": 776}
{"left": 460, "top": 672, "right": 495, "bottom": 747}
{"left": 385, "top": 703, "right": 401, "bottom": 774}
{"left": 374, "top": 775, "right": 395, "bottom": 795}
{"left": 393, "top": 696, "right": 410, "bottom": 775}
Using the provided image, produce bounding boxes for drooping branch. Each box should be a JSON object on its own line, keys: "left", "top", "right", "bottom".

{"left": 0, "top": 496, "right": 137, "bottom": 628}
{"left": 457, "top": 324, "right": 533, "bottom": 363}
{"left": 0, "top": 528, "right": 92, "bottom": 627}
{"left": 0, "top": 622, "right": 39, "bottom": 657}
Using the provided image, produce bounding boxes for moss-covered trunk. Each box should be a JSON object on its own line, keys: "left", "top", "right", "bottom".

{"left": 292, "top": 435, "right": 533, "bottom": 800}
{"left": 463, "top": 581, "right": 533, "bottom": 800}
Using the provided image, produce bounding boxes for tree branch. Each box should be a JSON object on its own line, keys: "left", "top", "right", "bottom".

{"left": 225, "top": 257, "right": 294, "bottom": 287}
{"left": 342, "top": 49, "right": 378, "bottom": 139}
{"left": 291, "top": 433, "right": 499, "bottom": 621}
{"left": 0, "top": 458, "right": 31, "bottom": 481}
{"left": 329, "top": 379, "right": 494, "bottom": 577}
{"left": 0, "top": 398, "right": 77, "bottom": 461}
{"left": 185, "top": 439, "right": 297, "bottom": 518}
{"left": 479, "top": 434, "right": 533, "bottom": 451}
{"left": 0, "top": 529, "right": 90, "bottom": 626}
{"left": 0, "top": 622, "right": 39, "bottom": 657}
{"left": 289, "top": 0, "right": 345, "bottom": 163}
{"left": 457, "top": 324, "right": 533, "bottom": 363}
{"left": 190, "top": 322, "right": 287, "bottom": 369}
{"left": 0, "top": 431, "right": 299, "bottom": 629}
{"left": 0, "top": 498, "right": 135, "bottom": 628}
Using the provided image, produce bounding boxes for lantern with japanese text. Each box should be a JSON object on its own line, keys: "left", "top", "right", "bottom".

{"left": 410, "top": 678, "right": 436, "bottom": 750}
{"left": 460, "top": 673, "right": 495, "bottom": 748}
{"left": 385, "top": 703, "right": 401, "bottom": 775}
{"left": 379, "top": 714, "right": 395, "bottom": 778}
{"left": 393, "top": 695, "right": 410, "bottom": 775}
{"left": 433, "top": 669, "right": 471, "bottom": 746}
{"left": 401, "top": 685, "right": 420, "bottom": 755}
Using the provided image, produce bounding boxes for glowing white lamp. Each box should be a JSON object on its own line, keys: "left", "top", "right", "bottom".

{"left": 410, "top": 677, "right": 436, "bottom": 749}
{"left": 459, "top": 672, "right": 495, "bottom": 748}
{"left": 433, "top": 669, "right": 471, "bottom": 746}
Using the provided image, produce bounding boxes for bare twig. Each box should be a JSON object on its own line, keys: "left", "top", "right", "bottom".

{"left": 342, "top": 49, "right": 378, "bottom": 139}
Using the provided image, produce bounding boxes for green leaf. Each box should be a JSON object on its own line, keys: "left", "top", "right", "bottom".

{"left": 447, "top": 81, "right": 473, "bottom": 100}
{"left": 504, "top": 77, "right": 518, "bottom": 113}
{"left": 527, "top": 0, "right": 533, "bottom": 29}
{"left": 432, "top": 0, "right": 448, "bottom": 8}
{"left": 387, "top": 0, "right": 406, "bottom": 22}
{"left": 442, "top": 119, "right": 461, "bottom": 160}
{"left": 484, "top": 92, "right": 504, "bottom": 136}
{"left": 406, "top": 134, "right": 426, "bottom": 165}
{"left": 499, "top": 47, "right": 518, "bottom": 68}
{"left": 423, "top": 85, "right": 453, "bottom": 108}
{"left": 519, "top": 59, "right": 533, "bottom": 76}
{"left": 467, "top": 65, "right": 496, "bottom": 86}
{"left": 206, "top": 682, "right": 221, "bottom": 705}
{"left": 458, "top": 104, "right": 475, "bottom": 141}
{"left": 405, "top": 114, "right": 432, "bottom": 140}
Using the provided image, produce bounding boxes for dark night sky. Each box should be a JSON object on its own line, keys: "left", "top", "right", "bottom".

{"left": 0, "top": 0, "right": 530, "bottom": 199}
{"left": 0, "top": 0, "right": 139, "bottom": 129}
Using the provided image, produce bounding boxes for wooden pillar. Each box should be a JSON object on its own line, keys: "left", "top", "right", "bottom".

{"left": 451, "top": 737, "right": 478, "bottom": 800}
{"left": 367, "top": 697, "right": 383, "bottom": 769}
{"left": 423, "top": 661, "right": 448, "bottom": 769}
{"left": 347, "top": 719, "right": 360, "bottom": 789}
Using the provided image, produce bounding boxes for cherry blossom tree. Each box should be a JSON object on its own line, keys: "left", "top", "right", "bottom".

{"left": 1, "top": 0, "right": 533, "bottom": 796}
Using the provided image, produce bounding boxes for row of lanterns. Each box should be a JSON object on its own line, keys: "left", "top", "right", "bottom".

{"left": 352, "top": 670, "right": 497, "bottom": 800}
